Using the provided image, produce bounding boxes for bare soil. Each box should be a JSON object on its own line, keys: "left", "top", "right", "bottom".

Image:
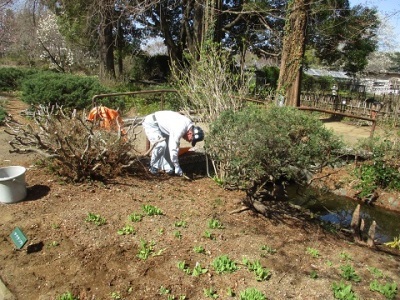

{"left": 0, "top": 96, "right": 399, "bottom": 300}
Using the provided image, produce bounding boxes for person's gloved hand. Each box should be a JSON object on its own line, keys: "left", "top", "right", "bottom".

{"left": 175, "top": 166, "right": 183, "bottom": 176}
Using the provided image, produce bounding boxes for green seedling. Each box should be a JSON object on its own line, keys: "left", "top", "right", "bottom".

{"left": 86, "top": 212, "right": 107, "bottom": 226}
{"left": 226, "top": 287, "right": 235, "bottom": 297}
{"left": 370, "top": 280, "right": 398, "bottom": 300}
{"left": 204, "top": 230, "right": 215, "bottom": 240}
{"left": 340, "top": 264, "right": 361, "bottom": 282}
{"left": 51, "top": 223, "right": 60, "bottom": 229}
{"left": 142, "top": 204, "right": 163, "bottom": 216}
{"left": 128, "top": 213, "right": 143, "bottom": 222}
{"left": 310, "top": 270, "right": 318, "bottom": 279}
{"left": 339, "top": 252, "right": 352, "bottom": 261}
{"left": 306, "top": 247, "right": 320, "bottom": 258}
{"left": 212, "top": 255, "right": 238, "bottom": 274}
{"left": 47, "top": 241, "right": 59, "bottom": 247}
{"left": 260, "top": 245, "right": 276, "bottom": 255}
{"left": 192, "top": 262, "right": 208, "bottom": 276}
{"left": 56, "top": 291, "right": 79, "bottom": 300}
{"left": 137, "top": 239, "right": 155, "bottom": 260}
{"left": 193, "top": 245, "right": 205, "bottom": 254}
{"left": 326, "top": 260, "right": 333, "bottom": 267}
{"left": 208, "top": 218, "right": 224, "bottom": 229}
{"left": 177, "top": 261, "right": 191, "bottom": 275}
{"left": 332, "top": 281, "right": 357, "bottom": 300}
{"left": 239, "top": 287, "right": 266, "bottom": 300}
{"left": 174, "top": 220, "right": 187, "bottom": 228}
{"left": 159, "top": 286, "right": 171, "bottom": 295}
{"left": 212, "top": 175, "right": 224, "bottom": 186}
{"left": 242, "top": 258, "right": 271, "bottom": 281}
{"left": 174, "top": 230, "right": 182, "bottom": 239}
{"left": 368, "top": 266, "right": 384, "bottom": 278}
{"left": 158, "top": 228, "right": 165, "bottom": 235}
{"left": 117, "top": 224, "right": 135, "bottom": 235}
{"left": 204, "top": 287, "right": 219, "bottom": 299}
{"left": 167, "top": 296, "right": 186, "bottom": 300}
{"left": 177, "top": 261, "right": 207, "bottom": 276}
{"left": 111, "top": 291, "right": 121, "bottom": 299}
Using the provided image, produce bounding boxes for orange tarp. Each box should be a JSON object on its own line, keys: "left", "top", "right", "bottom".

{"left": 87, "top": 106, "right": 126, "bottom": 136}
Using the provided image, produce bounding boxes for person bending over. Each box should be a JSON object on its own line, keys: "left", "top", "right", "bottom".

{"left": 142, "top": 110, "right": 204, "bottom": 176}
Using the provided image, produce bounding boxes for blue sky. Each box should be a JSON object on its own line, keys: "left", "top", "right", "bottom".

{"left": 349, "top": 0, "right": 400, "bottom": 51}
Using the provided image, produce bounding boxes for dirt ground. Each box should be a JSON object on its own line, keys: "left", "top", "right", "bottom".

{"left": 0, "top": 96, "right": 399, "bottom": 300}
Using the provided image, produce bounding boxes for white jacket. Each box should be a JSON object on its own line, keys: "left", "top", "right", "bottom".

{"left": 154, "top": 111, "right": 193, "bottom": 168}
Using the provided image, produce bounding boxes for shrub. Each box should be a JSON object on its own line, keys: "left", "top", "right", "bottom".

{"left": 5, "top": 105, "right": 140, "bottom": 182}
{"left": 354, "top": 136, "right": 400, "bottom": 198}
{"left": 171, "top": 41, "right": 248, "bottom": 123}
{"left": 20, "top": 72, "right": 123, "bottom": 110}
{"left": 302, "top": 74, "right": 335, "bottom": 92}
{"left": 129, "top": 55, "right": 170, "bottom": 82}
{"left": 205, "top": 105, "right": 343, "bottom": 200}
{"left": 0, "top": 67, "right": 37, "bottom": 92}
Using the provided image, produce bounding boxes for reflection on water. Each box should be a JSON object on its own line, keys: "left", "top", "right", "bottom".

{"left": 287, "top": 185, "right": 400, "bottom": 243}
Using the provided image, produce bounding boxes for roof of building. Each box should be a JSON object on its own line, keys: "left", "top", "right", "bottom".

{"left": 304, "top": 68, "right": 350, "bottom": 79}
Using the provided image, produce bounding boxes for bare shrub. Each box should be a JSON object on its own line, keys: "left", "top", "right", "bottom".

{"left": 170, "top": 42, "right": 250, "bottom": 123}
{"left": 5, "top": 105, "right": 141, "bottom": 182}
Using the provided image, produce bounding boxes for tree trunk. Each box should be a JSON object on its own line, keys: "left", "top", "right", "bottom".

{"left": 116, "top": 18, "right": 124, "bottom": 78}
{"left": 99, "top": 16, "right": 116, "bottom": 80}
{"left": 276, "top": 0, "right": 310, "bottom": 107}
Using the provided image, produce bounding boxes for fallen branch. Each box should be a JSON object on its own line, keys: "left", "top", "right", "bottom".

{"left": 229, "top": 205, "right": 251, "bottom": 214}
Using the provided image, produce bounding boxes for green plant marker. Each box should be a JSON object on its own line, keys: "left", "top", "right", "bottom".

{"left": 10, "top": 227, "right": 28, "bottom": 249}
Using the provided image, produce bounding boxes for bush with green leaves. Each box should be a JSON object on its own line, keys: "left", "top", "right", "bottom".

{"left": 205, "top": 105, "right": 344, "bottom": 200}
{"left": 0, "top": 67, "right": 37, "bottom": 92}
{"left": 20, "top": 72, "right": 123, "bottom": 110}
{"left": 302, "top": 73, "right": 335, "bottom": 92}
{"left": 354, "top": 136, "right": 400, "bottom": 198}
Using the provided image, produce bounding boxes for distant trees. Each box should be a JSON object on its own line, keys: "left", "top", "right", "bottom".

{"left": 277, "top": 0, "right": 379, "bottom": 107}
{"left": 389, "top": 52, "right": 400, "bottom": 73}
{"left": 1, "top": 0, "right": 381, "bottom": 88}
{"left": 36, "top": 12, "right": 72, "bottom": 72}
{"left": 307, "top": 2, "right": 379, "bottom": 76}
{"left": 0, "top": 7, "right": 39, "bottom": 65}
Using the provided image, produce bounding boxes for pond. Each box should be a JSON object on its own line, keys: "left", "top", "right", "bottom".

{"left": 287, "top": 186, "right": 400, "bottom": 244}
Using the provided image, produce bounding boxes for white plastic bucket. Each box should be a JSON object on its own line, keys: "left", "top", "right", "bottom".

{"left": 0, "top": 166, "right": 27, "bottom": 204}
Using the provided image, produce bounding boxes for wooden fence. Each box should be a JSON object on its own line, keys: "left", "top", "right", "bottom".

{"left": 91, "top": 89, "right": 400, "bottom": 127}
{"left": 300, "top": 92, "right": 400, "bottom": 126}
